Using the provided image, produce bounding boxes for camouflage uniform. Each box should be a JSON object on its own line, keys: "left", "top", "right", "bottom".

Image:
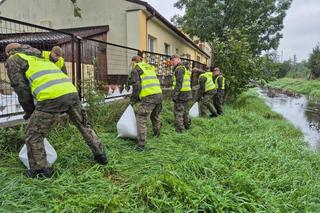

{"left": 198, "top": 75, "right": 218, "bottom": 117}
{"left": 172, "top": 63, "right": 192, "bottom": 132}
{"left": 129, "top": 65, "right": 162, "bottom": 147}
{"left": 213, "top": 74, "right": 225, "bottom": 115}
{"left": 5, "top": 45, "right": 106, "bottom": 171}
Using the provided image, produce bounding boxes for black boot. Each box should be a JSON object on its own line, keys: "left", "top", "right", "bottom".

{"left": 210, "top": 113, "right": 218, "bottom": 118}
{"left": 26, "top": 167, "right": 54, "bottom": 178}
{"left": 94, "top": 153, "right": 108, "bottom": 165}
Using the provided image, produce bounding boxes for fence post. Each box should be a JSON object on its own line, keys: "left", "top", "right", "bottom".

{"left": 76, "top": 37, "right": 82, "bottom": 100}
{"left": 71, "top": 36, "right": 75, "bottom": 85}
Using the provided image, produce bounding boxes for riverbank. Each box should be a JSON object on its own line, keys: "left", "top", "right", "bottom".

{"left": 1, "top": 90, "right": 320, "bottom": 212}
{"left": 268, "top": 77, "right": 320, "bottom": 99}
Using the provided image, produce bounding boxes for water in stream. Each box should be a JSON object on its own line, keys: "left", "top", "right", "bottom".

{"left": 259, "top": 89, "right": 320, "bottom": 150}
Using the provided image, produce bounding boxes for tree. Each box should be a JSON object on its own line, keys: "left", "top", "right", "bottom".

{"left": 212, "top": 30, "right": 260, "bottom": 99}
{"left": 308, "top": 45, "right": 320, "bottom": 79}
{"left": 173, "top": 0, "right": 292, "bottom": 56}
{"left": 277, "top": 60, "right": 292, "bottom": 78}
{"left": 173, "top": 0, "right": 292, "bottom": 98}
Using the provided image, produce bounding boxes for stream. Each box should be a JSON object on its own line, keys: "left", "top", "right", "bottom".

{"left": 259, "top": 88, "right": 320, "bottom": 150}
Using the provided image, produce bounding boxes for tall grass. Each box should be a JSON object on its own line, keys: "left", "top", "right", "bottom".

{"left": 0, "top": 90, "right": 320, "bottom": 212}
{"left": 269, "top": 78, "right": 320, "bottom": 99}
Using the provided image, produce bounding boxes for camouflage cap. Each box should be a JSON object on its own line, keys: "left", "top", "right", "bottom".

{"left": 51, "top": 46, "right": 63, "bottom": 57}
{"left": 5, "top": 43, "right": 21, "bottom": 56}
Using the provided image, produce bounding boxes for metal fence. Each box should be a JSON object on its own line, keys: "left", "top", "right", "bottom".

{"left": 0, "top": 16, "right": 206, "bottom": 118}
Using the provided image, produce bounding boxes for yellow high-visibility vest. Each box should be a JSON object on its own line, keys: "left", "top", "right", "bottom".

{"left": 172, "top": 65, "right": 191, "bottom": 92}
{"left": 41, "top": 51, "right": 65, "bottom": 69}
{"left": 15, "top": 53, "right": 77, "bottom": 101}
{"left": 136, "top": 62, "right": 162, "bottom": 99}
{"left": 214, "top": 75, "right": 225, "bottom": 90}
{"left": 199, "top": 71, "right": 216, "bottom": 92}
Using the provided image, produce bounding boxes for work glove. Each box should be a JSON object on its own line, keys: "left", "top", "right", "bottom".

{"left": 23, "top": 113, "right": 31, "bottom": 120}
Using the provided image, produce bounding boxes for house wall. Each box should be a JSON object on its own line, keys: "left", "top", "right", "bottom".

{"left": 0, "top": 0, "right": 208, "bottom": 74}
{"left": 0, "top": 0, "right": 143, "bottom": 47}
{"left": 147, "top": 19, "right": 208, "bottom": 64}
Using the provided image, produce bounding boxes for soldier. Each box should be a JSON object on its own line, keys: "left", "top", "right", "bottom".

{"left": 42, "top": 46, "right": 67, "bottom": 75}
{"left": 171, "top": 54, "right": 192, "bottom": 133}
{"left": 212, "top": 67, "right": 225, "bottom": 115}
{"left": 198, "top": 68, "right": 218, "bottom": 117}
{"left": 5, "top": 43, "right": 107, "bottom": 178}
{"left": 129, "top": 56, "right": 163, "bottom": 151}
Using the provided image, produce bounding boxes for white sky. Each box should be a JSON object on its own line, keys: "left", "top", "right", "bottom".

{"left": 145, "top": 0, "right": 320, "bottom": 62}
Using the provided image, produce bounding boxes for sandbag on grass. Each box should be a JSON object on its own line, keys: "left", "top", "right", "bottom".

{"left": 116, "top": 104, "right": 138, "bottom": 139}
{"left": 189, "top": 102, "right": 200, "bottom": 118}
{"left": 19, "top": 138, "right": 57, "bottom": 169}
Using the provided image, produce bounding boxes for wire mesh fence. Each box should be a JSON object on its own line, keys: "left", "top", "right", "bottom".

{"left": 0, "top": 16, "right": 76, "bottom": 118}
{"left": 0, "top": 16, "right": 206, "bottom": 119}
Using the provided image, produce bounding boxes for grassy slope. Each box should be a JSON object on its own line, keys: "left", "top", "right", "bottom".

{"left": 269, "top": 77, "right": 320, "bottom": 99}
{"left": 1, "top": 90, "right": 320, "bottom": 212}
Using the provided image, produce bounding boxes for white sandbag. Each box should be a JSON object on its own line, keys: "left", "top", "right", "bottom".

{"left": 189, "top": 102, "right": 200, "bottom": 118}
{"left": 117, "top": 104, "right": 138, "bottom": 139}
{"left": 19, "top": 138, "right": 57, "bottom": 169}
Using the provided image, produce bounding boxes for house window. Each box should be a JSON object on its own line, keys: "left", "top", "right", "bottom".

{"left": 164, "top": 43, "right": 170, "bottom": 55}
{"left": 176, "top": 48, "right": 179, "bottom": 54}
{"left": 197, "top": 55, "right": 201, "bottom": 62}
{"left": 148, "top": 35, "right": 156, "bottom": 52}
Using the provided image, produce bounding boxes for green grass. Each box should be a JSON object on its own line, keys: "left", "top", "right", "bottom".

{"left": 1, "top": 90, "right": 320, "bottom": 212}
{"left": 269, "top": 78, "right": 320, "bottom": 99}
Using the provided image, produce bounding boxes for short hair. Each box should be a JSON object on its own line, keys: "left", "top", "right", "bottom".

{"left": 131, "top": 55, "right": 141, "bottom": 62}
{"left": 214, "top": 67, "right": 221, "bottom": 72}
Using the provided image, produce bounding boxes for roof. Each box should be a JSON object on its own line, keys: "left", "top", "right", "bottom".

{"left": 0, "top": 25, "right": 109, "bottom": 46}
{"left": 126, "top": 0, "right": 210, "bottom": 58}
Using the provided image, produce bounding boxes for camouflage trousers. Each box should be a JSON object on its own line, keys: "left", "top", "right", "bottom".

{"left": 213, "top": 92, "right": 224, "bottom": 115}
{"left": 174, "top": 100, "right": 191, "bottom": 132}
{"left": 25, "top": 104, "right": 105, "bottom": 170}
{"left": 134, "top": 102, "right": 162, "bottom": 146}
{"left": 199, "top": 90, "right": 217, "bottom": 117}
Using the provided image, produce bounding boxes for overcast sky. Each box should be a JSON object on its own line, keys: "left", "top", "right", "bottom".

{"left": 145, "top": 0, "right": 320, "bottom": 62}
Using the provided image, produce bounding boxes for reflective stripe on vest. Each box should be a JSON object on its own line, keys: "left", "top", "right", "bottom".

{"left": 172, "top": 65, "right": 191, "bottom": 92}
{"left": 42, "top": 50, "right": 65, "bottom": 69}
{"left": 136, "top": 62, "right": 162, "bottom": 99}
{"left": 214, "top": 75, "right": 225, "bottom": 90}
{"left": 199, "top": 72, "right": 216, "bottom": 92}
{"left": 15, "top": 53, "right": 77, "bottom": 101}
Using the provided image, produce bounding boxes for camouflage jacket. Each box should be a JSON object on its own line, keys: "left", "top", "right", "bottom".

{"left": 173, "top": 63, "right": 192, "bottom": 102}
{"left": 198, "top": 75, "right": 207, "bottom": 97}
{"left": 129, "top": 65, "right": 162, "bottom": 104}
{"left": 213, "top": 74, "right": 225, "bottom": 95}
{"left": 5, "top": 45, "right": 79, "bottom": 116}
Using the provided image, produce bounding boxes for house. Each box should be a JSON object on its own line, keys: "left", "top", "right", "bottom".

{"left": 0, "top": 25, "right": 109, "bottom": 84}
{"left": 0, "top": 0, "right": 211, "bottom": 69}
